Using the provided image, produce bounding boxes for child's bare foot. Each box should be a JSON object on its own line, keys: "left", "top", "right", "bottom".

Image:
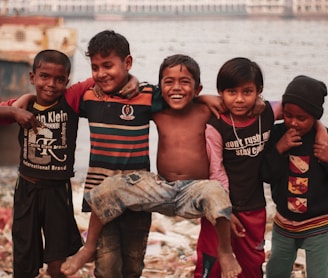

{"left": 218, "top": 251, "right": 242, "bottom": 278}
{"left": 60, "top": 246, "right": 95, "bottom": 276}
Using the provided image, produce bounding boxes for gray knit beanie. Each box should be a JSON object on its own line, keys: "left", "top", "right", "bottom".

{"left": 282, "top": 75, "right": 327, "bottom": 119}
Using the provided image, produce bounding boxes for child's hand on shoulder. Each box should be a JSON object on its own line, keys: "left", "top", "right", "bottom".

{"left": 119, "top": 74, "right": 140, "bottom": 99}
{"left": 196, "top": 95, "right": 227, "bottom": 118}
{"left": 314, "top": 141, "right": 328, "bottom": 163}
{"left": 247, "top": 96, "right": 265, "bottom": 118}
{"left": 276, "top": 128, "right": 302, "bottom": 154}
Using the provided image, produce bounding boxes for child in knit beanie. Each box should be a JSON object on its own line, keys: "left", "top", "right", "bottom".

{"left": 262, "top": 75, "right": 328, "bottom": 278}
{"left": 282, "top": 75, "right": 327, "bottom": 119}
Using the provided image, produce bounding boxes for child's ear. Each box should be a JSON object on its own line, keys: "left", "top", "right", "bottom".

{"left": 125, "top": 55, "right": 133, "bottom": 70}
{"left": 257, "top": 86, "right": 263, "bottom": 95}
{"left": 29, "top": 72, "right": 35, "bottom": 85}
{"left": 194, "top": 85, "right": 203, "bottom": 96}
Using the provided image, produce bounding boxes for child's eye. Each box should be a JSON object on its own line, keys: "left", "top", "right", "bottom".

{"left": 244, "top": 89, "right": 254, "bottom": 94}
{"left": 163, "top": 80, "right": 173, "bottom": 85}
{"left": 226, "top": 89, "right": 235, "bottom": 94}
{"left": 297, "top": 116, "right": 307, "bottom": 122}
{"left": 57, "top": 77, "right": 67, "bottom": 84}
{"left": 283, "top": 112, "right": 293, "bottom": 119}
{"left": 181, "top": 79, "right": 191, "bottom": 85}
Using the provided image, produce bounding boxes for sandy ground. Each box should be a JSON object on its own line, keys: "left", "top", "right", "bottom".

{"left": 0, "top": 167, "right": 306, "bottom": 278}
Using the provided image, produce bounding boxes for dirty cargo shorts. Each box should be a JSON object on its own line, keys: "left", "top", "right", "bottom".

{"left": 84, "top": 170, "right": 232, "bottom": 226}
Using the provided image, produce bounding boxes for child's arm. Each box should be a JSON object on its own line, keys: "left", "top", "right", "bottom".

{"left": 119, "top": 74, "right": 140, "bottom": 99}
{"left": 10, "top": 94, "right": 42, "bottom": 132}
{"left": 275, "top": 127, "right": 302, "bottom": 154}
{"left": 92, "top": 74, "right": 140, "bottom": 100}
{"left": 65, "top": 78, "right": 95, "bottom": 113}
{"left": 205, "top": 123, "right": 228, "bottom": 190}
{"left": 4, "top": 107, "right": 40, "bottom": 130}
{"left": 0, "top": 99, "right": 17, "bottom": 123}
{"left": 11, "top": 94, "right": 36, "bottom": 110}
{"left": 0, "top": 98, "right": 41, "bottom": 132}
{"left": 313, "top": 125, "right": 328, "bottom": 166}
{"left": 196, "top": 95, "right": 227, "bottom": 118}
{"left": 247, "top": 96, "right": 266, "bottom": 117}
{"left": 81, "top": 74, "right": 139, "bottom": 102}
{"left": 314, "top": 140, "right": 328, "bottom": 165}
{"left": 315, "top": 120, "right": 328, "bottom": 145}
{"left": 270, "top": 100, "right": 283, "bottom": 121}
{"left": 205, "top": 123, "right": 246, "bottom": 237}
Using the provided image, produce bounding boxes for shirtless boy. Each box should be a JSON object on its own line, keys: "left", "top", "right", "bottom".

{"left": 62, "top": 54, "right": 241, "bottom": 278}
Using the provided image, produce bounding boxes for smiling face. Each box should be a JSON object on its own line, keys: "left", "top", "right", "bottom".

{"left": 283, "top": 103, "right": 316, "bottom": 136}
{"left": 220, "top": 81, "right": 260, "bottom": 122}
{"left": 90, "top": 52, "right": 132, "bottom": 93}
{"left": 160, "top": 64, "right": 202, "bottom": 111}
{"left": 29, "top": 62, "right": 69, "bottom": 106}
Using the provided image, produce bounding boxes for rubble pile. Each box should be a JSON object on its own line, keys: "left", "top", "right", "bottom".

{"left": 0, "top": 168, "right": 306, "bottom": 278}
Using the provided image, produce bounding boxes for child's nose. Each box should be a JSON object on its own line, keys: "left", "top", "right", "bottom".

{"left": 98, "top": 68, "right": 107, "bottom": 77}
{"left": 47, "top": 78, "right": 55, "bottom": 86}
{"left": 236, "top": 93, "right": 244, "bottom": 101}
{"left": 173, "top": 82, "right": 181, "bottom": 90}
{"left": 291, "top": 119, "right": 298, "bottom": 127}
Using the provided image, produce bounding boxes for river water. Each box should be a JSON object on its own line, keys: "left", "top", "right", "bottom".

{"left": 65, "top": 18, "right": 328, "bottom": 174}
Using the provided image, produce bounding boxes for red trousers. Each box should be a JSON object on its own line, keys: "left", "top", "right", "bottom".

{"left": 195, "top": 208, "right": 266, "bottom": 278}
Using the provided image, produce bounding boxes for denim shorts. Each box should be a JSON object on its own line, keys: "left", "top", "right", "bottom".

{"left": 85, "top": 170, "right": 231, "bottom": 226}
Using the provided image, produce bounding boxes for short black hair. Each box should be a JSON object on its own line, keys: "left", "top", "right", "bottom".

{"left": 86, "top": 30, "right": 130, "bottom": 60}
{"left": 33, "top": 49, "right": 71, "bottom": 75}
{"left": 158, "top": 54, "right": 201, "bottom": 88}
{"left": 216, "top": 57, "right": 263, "bottom": 92}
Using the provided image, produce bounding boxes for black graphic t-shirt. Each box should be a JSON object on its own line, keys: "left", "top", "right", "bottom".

{"left": 18, "top": 96, "right": 78, "bottom": 180}
{"left": 208, "top": 102, "right": 274, "bottom": 211}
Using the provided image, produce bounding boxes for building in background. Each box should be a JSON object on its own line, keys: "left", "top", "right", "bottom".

{"left": 0, "top": 0, "right": 327, "bottom": 18}
{"left": 293, "top": 0, "right": 328, "bottom": 16}
{"left": 246, "top": 0, "right": 293, "bottom": 16}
